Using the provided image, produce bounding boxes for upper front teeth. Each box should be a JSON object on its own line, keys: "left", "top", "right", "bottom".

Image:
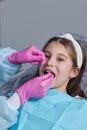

{"left": 44, "top": 71, "right": 50, "bottom": 74}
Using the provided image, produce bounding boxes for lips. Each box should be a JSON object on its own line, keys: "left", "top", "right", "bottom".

{"left": 44, "top": 70, "right": 55, "bottom": 77}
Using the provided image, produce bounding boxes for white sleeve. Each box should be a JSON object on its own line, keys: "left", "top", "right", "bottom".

{"left": 0, "top": 96, "right": 19, "bottom": 130}
{"left": 7, "top": 93, "right": 21, "bottom": 110}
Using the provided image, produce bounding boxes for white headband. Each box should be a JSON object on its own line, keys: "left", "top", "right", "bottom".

{"left": 59, "top": 33, "right": 83, "bottom": 68}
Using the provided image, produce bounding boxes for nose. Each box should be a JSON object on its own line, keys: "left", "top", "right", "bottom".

{"left": 46, "top": 57, "right": 54, "bottom": 67}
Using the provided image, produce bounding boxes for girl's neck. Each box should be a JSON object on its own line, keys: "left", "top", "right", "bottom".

{"left": 55, "top": 86, "right": 67, "bottom": 94}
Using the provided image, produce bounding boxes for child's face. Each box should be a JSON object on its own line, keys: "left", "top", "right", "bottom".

{"left": 39, "top": 41, "right": 78, "bottom": 93}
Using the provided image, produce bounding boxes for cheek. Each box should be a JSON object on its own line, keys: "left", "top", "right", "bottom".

{"left": 59, "top": 66, "right": 73, "bottom": 79}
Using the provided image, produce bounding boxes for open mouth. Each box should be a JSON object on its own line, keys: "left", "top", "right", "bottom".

{"left": 44, "top": 70, "right": 55, "bottom": 77}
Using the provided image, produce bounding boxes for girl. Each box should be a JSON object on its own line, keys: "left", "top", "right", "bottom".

{"left": 8, "top": 33, "right": 87, "bottom": 130}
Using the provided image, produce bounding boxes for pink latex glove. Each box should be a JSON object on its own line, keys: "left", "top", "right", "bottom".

{"left": 8, "top": 46, "right": 45, "bottom": 65}
{"left": 16, "top": 72, "right": 54, "bottom": 106}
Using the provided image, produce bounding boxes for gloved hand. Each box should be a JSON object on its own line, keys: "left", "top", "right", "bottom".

{"left": 16, "top": 72, "right": 54, "bottom": 106}
{"left": 8, "top": 46, "right": 45, "bottom": 65}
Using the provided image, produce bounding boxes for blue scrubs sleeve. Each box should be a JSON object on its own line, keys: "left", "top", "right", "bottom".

{"left": 0, "top": 47, "right": 21, "bottom": 86}
{"left": 0, "top": 96, "right": 19, "bottom": 130}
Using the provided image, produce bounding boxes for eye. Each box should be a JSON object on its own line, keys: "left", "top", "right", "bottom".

{"left": 44, "top": 53, "right": 50, "bottom": 59}
{"left": 57, "top": 57, "right": 65, "bottom": 62}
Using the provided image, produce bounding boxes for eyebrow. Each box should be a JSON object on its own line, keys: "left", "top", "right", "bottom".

{"left": 57, "top": 53, "right": 67, "bottom": 58}
{"left": 44, "top": 50, "right": 67, "bottom": 58}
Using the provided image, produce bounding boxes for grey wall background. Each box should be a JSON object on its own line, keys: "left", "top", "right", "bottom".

{"left": 0, "top": 0, "right": 87, "bottom": 51}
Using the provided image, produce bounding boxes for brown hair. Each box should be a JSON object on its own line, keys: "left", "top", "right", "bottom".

{"left": 41, "top": 36, "right": 87, "bottom": 98}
